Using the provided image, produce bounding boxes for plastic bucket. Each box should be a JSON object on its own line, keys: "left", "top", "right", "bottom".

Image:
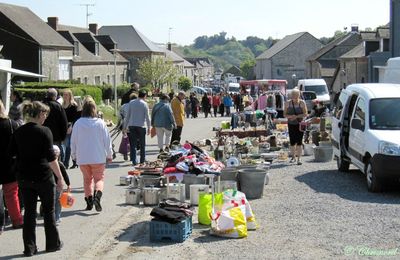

{"left": 183, "top": 174, "right": 206, "bottom": 199}
{"left": 303, "top": 144, "right": 314, "bottom": 156}
{"left": 238, "top": 169, "right": 267, "bottom": 199}
{"left": 220, "top": 168, "right": 238, "bottom": 181}
{"left": 313, "top": 146, "right": 333, "bottom": 162}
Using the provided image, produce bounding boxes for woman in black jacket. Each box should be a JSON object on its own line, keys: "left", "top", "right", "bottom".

{"left": 9, "top": 100, "right": 65, "bottom": 256}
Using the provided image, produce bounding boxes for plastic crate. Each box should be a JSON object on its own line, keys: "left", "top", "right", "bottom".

{"left": 150, "top": 216, "right": 192, "bottom": 243}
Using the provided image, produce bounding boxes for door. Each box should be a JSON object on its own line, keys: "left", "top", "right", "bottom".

{"left": 332, "top": 90, "right": 349, "bottom": 156}
{"left": 348, "top": 96, "right": 366, "bottom": 168}
{"left": 58, "top": 59, "right": 70, "bottom": 80}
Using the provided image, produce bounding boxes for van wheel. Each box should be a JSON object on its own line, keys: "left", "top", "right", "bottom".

{"left": 365, "top": 160, "right": 383, "bottom": 192}
{"left": 336, "top": 155, "right": 350, "bottom": 172}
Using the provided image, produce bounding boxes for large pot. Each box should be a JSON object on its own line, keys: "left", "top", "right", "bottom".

{"left": 183, "top": 174, "right": 206, "bottom": 199}
{"left": 160, "top": 183, "right": 185, "bottom": 202}
{"left": 190, "top": 184, "right": 209, "bottom": 206}
{"left": 139, "top": 175, "right": 162, "bottom": 188}
{"left": 143, "top": 187, "right": 161, "bottom": 206}
{"left": 220, "top": 168, "right": 238, "bottom": 182}
{"left": 125, "top": 188, "right": 141, "bottom": 205}
{"left": 120, "top": 175, "right": 133, "bottom": 186}
{"left": 238, "top": 169, "right": 267, "bottom": 200}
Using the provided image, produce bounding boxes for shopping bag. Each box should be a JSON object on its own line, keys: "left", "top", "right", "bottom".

{"left": 118, "top": 135, "right": 130, "bottom": 154}
{"left": 150, "top": 127, "right": 156, "bottom": 138}
{"left": 198, "top": 192, "right": 223, "bottom": 225}
{"left": 210, "top": 205, "right": 247, "bottom": 238}
{"left": 222, "top": 190, "right": 258, "bottom": 230}
{"left": 60, "top": 192, "right": 75, "bottom": 208}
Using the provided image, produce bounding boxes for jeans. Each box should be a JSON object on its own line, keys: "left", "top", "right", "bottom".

{"left": 170, "top": 126, "right": 183, "bottom": 145}
{"left": 128, "top": 126, "right": 146, "bottom": 165}
{"left": 19, "top": 178, "right": 61, "bottom": 253}
{"left": 213, "top": 106, "right": 218, "bottom": 117}
{"left": 63, "top": 134, "right": 71, "bottom": 168}
{"left": 155, "top": 127, "right": 172, "bottom": 150}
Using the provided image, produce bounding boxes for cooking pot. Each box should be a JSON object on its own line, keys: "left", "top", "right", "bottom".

{"left": 125, "top": 188, "right": 141, "bottom": 205}
{"left": 143, "top": 187, "right": 161, "bottom": 206}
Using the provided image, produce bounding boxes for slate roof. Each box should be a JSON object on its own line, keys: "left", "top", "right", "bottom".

{"left": 256, "top": 32, "right": 309, "bottom": 60}
{"left": 340, "top": 43, "right": 365, "bottom": 59}
{"left": 0, "top": 3, "right": 72, "bottom": 48}
{"left": 377, "top": 27, "right": 390, "bottom": 39}
{"left": 98, "top": 25, "right": 163, "bottom": 53}
{"left": 57, "top": 24, "right": 127, "bottom": 63}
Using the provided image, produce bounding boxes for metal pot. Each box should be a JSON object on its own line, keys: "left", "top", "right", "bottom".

{"left": 139, "top": 175, "right": 161, "bottom": 188}
{"left": 128, "top": 176, "right": 140, "bottom": 189}
{"left": 125, "top": 188, "right": 141, "bottom": 205}
{"left": 120, "top": 175, "right": 133, "bottom": 186}
{"left": 143, "top": 187, "right": 161, "bottom": 206}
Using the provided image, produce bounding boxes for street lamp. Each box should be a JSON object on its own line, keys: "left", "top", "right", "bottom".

{"left": 110, "top": 48, "right": 120, "bottom": 116}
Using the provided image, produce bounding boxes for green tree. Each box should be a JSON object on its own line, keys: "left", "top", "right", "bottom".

{"left": 136, "top": 57, "right": 179, "bottom": 92}
{"left": 240, "top": 59, "right": 256, "bottom": 80}
{"left": 178, "top": 76, "right": 192, "bottom": 91}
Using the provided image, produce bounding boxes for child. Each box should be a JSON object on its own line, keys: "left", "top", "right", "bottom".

{"left": 52, "top": 145, "right": 71, "bottom": 224}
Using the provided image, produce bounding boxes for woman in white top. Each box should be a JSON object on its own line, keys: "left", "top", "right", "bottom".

{"left": 71, "top": 96, "right": 112, "bottom": 212}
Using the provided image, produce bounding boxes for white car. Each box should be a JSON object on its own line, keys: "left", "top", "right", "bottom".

{"left": 331, "top": 83, "right": 400, "bottom": 192}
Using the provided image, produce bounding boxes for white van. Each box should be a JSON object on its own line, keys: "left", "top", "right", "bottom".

{"left": 227, "top": 82, "right": 240, "bottom": 94}
{"left": 297, "top": 79, "right": 330, "bottom": 106}
{"left": 331, "top": 83, "right": 400, "bottom": 192}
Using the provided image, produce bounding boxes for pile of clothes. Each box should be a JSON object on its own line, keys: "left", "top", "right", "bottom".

{"left": 150, "top": 198, "right": 193, "bottom": 223}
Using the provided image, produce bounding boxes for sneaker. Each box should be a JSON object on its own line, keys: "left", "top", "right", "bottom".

{"left": 289, "top": 157, "right": 296, "bottom": 163}
{"left": 297, "top": 160, "right": 302, "bottom": 165}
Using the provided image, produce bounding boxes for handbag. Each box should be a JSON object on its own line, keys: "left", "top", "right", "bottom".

{"left": 118, "top": 135, "right": 130, "bottom": 154}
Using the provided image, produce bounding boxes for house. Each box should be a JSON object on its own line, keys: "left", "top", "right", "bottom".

{"left": 306, "top": 28, "right": 362, "bottom": 88}
{"left": 47, "top": 18, "right": 128, "bottom": 85}
{"left": 0, "top": 3, "right": 73, "bottom": 81}
{"left": 185, "top": 58, "right": 214, "bottom": 86}
{"left": 330, "top": 31, "right": 379, "bottom": 95}
{"left": 256, "top": 32, "right": 323, "bottom": 88}
{"left": 98, "top": 25, "right": 164, "bottom": 83}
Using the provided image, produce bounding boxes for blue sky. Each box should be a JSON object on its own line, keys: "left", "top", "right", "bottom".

{"left": 1, "top": 0, "right": 390, "bottom": 45}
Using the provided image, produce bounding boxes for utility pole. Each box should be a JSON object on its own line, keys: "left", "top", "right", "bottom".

{"left": 80, "top": 3, "right": 95, "bottom": 28}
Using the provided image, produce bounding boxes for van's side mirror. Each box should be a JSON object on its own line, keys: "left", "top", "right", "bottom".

{"left": 351, "top": 118, "right": 364, "bottom": 131}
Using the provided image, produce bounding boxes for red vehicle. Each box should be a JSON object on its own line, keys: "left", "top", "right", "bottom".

{"left": 240, "top": 79, "right": 288, "bottom": 97}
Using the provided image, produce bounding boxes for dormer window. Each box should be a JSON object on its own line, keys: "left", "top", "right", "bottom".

{"left": 73, "top": 41, "right": 79, "bottom": 56}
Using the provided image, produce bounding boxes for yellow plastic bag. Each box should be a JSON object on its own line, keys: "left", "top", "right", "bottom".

{"left": 210, "top": 205, "right": 247, "bottom": 238}
{"left": 198, "top": 193, "right": 223, "bottom": 225}
{"left": 222, "top": 190, "right": 258, "bottom": 230}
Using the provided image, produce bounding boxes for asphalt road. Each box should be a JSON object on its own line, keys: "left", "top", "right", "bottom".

{"left": 1, "top": 115, "right": 400, "bottom": 259}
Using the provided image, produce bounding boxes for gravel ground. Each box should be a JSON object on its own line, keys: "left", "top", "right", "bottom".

{"left": 2, "top": 115, "right": 399, "bottom": 259}
{"left": 93, "top": 154, "right": 400, "bottom": 259}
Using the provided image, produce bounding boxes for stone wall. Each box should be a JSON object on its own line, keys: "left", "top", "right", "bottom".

{"left": 71, "top": 63, "right": 127, "bottom": 85}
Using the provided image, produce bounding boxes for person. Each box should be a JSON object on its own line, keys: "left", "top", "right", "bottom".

{"left": 284, "top": 88, "right": 308, "bottom": 165}
{"left": 121, "top": 82, "right": 139, "bottom": 106}
{"left": 170, "top": 91, "right": 186, "bottom": 145}
{"left": 51, "top": 145, "right": 70, "bottom": 224}
{"left": 184, "top": 97, "right": 191, "bottom": 118}
{"left": 223, "top": 93, "right": 233, "bottom": 116}
{"left": 43, "top": 88, "right": 68, "bottom": 162}
{"left": 201, "top": 93, "right": 211, "bottom": 118}
{"left": 8, "top": 89, "right": 23, "bottom": 126}
{"left": 190, "top": 94, "right": 199, "bottom": 118}
{"left": 123, "top": 90, "right": 151, "bottom": 165}
{"left": 61, "top": 89, "right": 79, "bottom": 169}
{"left": 235, "top": 93, "right": 243, "bottom": 112}
{"left": 0, "top": 100, "right": 23, "bottom": 231}
{"left": 8, "top": 100, "right": 64, "bottom": 256}
{"left": 151, "top": 94, "right": 176, "bottom": 152}
{"left": 71, "top": 97, "right": 112, "bottom": 212}
{"left": 212, "top": 93, "right": 221, "bottom": 117}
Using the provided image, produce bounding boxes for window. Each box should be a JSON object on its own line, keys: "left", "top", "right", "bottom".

{"left": 370, "top": 98, "right": 400, "bottom": 129}
{"left": 107, "top": 75, "right": 110, "bottom": 84}
{"left": 73, "top": 41, "right": 79, "bottom": 56}
{"left": 95, "top": 42, "right": 99, "bottom": 56}
{"left": 84, "top": 77, "right": 88, "bottom": 85}
{"left": 95, "top": 76, "right": 101, "bottom": 85}
{"left": 352, "top": 97, "right": 366, "bottom": 129}
{"left": 76, "top": 77, "right": 81, "bottom": 83}
{"left": 120, "top": 74, "right": 124, "bottom": 83}
{"left": 58, "top": 60, "right": 70, "bottom": 80}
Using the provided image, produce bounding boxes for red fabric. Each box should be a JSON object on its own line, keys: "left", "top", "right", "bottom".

{"left": 3, "top": 181, "right": 23, "bottom": 225}
{"left": 163, "top": 167, "right": 178, "bottom": 174}
{"left": 212, "top": 96, "right": 221, "bottom": 106}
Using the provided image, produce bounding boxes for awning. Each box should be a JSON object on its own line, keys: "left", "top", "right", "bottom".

{"left": 0, "top": 65, "right": 46, "bottom": 78}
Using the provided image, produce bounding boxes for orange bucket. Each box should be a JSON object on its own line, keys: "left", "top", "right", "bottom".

{"left": 60, "top": 192, "right": 75, "bottom": 208}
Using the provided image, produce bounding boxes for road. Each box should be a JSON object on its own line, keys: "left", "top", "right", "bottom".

{"left": 1, "top": 115, "right": 399, "bottom": 259}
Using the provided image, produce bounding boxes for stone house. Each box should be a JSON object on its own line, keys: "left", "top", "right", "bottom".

{"left": 0, "top": 3, "right": 73, "bottom": 81}
{"left": 306, "top": 29, "right": 362, "bottom": 88}
{"left": 47, "top": 18, "right": 128, "bottom": 86}
{"left": 185, "top": 58, "right": 214, "bottom": 86}
{"left": 98, "top": 25, "right": 164, "bottom": 83}
{"left": 256, "top": 32, "right": 323, "bottom": 88}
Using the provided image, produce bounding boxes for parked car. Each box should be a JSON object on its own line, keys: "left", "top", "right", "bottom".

{"left": 298, "top": 79, "right": 330, "bottom": 107}
{"left": 331, "top": 83, "right": 400, "bottom": 192}
{"left": 191, "top": 86, "right": 207, "bottom": 95}
{"left": 203, "top": 87, "right": 213, "bottom": 94}
{"left": 212, "top": 85, "right": 225, "bottom": 93}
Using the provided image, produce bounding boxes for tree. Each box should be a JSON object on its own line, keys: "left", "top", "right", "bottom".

{"left": 240, "top": 59, "right": 256, "bottom": 80}
{"left": 136, "top": 57, "right": 179, "bottom": 92}
{"left": 178, "top": 76, "right": 192, "bottom": 91}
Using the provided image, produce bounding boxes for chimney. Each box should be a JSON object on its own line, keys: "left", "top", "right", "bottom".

{"left": 167, "top": 42, "right": 172, "bottom": 51}
{"left": 351, "top": 23, "right": 359, "bottom": 33}
{"left": 47, "top": 17, "right": 58, "bottom": 31}
{"left": 89, "top": 23, "right": 98, "bottom": 35}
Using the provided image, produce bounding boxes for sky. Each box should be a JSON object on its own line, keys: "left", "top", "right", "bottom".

{"left": 1, "top": 0, "right": 390, "bottom": 45}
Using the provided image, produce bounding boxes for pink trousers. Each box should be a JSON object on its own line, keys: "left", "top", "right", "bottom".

{"left": 3, "top": 181, "right": 23, "bottom": 226}
{"left": 79, "top": 164, "right": 105, "bottom": 197}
